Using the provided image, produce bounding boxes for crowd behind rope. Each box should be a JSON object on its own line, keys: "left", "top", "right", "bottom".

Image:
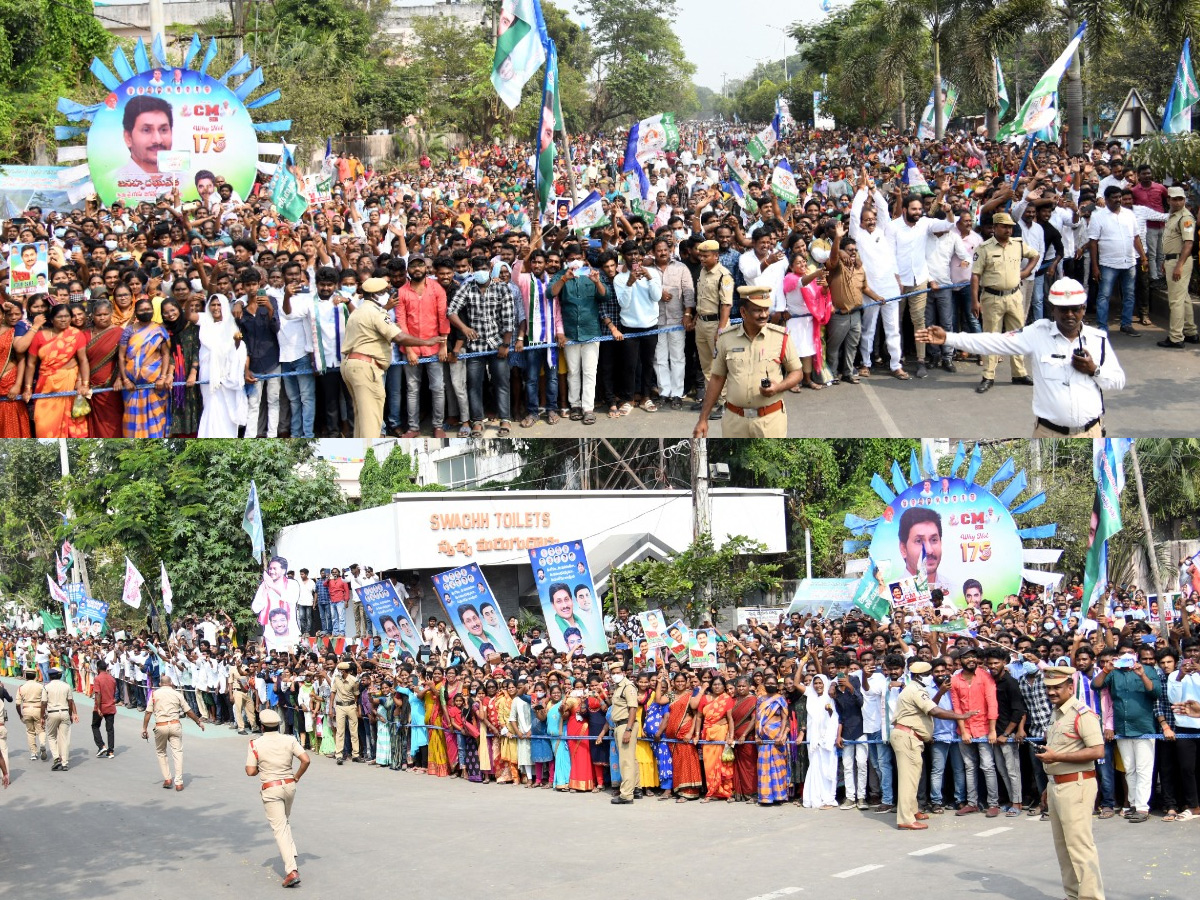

{"left": 5, "top": 559, "right": 1200, "bottom": 820}
{"left": 1, "top": 122, "right": 1195, "bottom": 439}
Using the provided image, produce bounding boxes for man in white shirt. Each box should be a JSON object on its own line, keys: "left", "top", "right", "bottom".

{"left": 347, "top": 564, "right": 370, "bottom": 639}
{"left": 278, "top": 261, "right": 317, "bottom": 438}
{"left": 919, "top": 277, "right": 1125, "bottom": 437}
{"left": 1088, "top": 185, "right": 1147, "bottom": 335}
{"left": 888, "top": 193, "right": 954, "bottom": 378}
{"left": 297, "top": 569, "right": 317, "bottom": 637}
{"left": 850, "top": 183, "right": 908, "bottom": 379}
{"left": 924, "top": 214, "right": 970, "bottom": 373}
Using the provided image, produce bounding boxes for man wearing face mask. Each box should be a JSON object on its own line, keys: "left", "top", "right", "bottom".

{"left": 311, "top": 267, "right": 354, "bottom": 438}
{"left": 342, "top": 276, "right": 440, "bottom": 439}
{"left": 397, "top": 255, "right": 450, "bottom": 438}
{"left": 608, "top": 660, "right": 639, "bottom": 804}
{"left": 448, "top": 257, "right": 515, "bottom": 436}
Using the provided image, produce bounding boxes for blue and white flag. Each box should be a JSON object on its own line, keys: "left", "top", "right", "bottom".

{"left": 242, "top": 480, "right": 265, "bottom": 561}
{"left": 568, "top": 190, "right": 606, "bottom": 231}
{"left": 902, "top": 156, "right": 933, "bottom": 195}
{"left": 771, "top": 158, "right": 799, "bottom": 206}
{"left": 1163, "top": 38, "right": 1199, "bottom": 134}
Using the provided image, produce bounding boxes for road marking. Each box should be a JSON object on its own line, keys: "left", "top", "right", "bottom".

{"left": 832, "top": 865, "right": 885, "bottom": 879}
{"left": 974, "top": 827, "right": 1012, "bottom": 837}
{"left": 744, "top": 888, "right": 803, "bottom": 900}
{"left": 858, "top": 379, "right": 903, "bottom": 437}
{"left": 908, "top": 843, "right": 955, "bottom": 857}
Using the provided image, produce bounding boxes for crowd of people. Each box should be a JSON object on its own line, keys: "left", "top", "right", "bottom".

{"left": 5, "top": 564, "right": 1200, "bottom": 828}
{"left": 1, "top": 122, "right": 1194, "bottom": 438}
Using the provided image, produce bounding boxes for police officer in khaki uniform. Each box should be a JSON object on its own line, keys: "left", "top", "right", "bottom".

{"left": 889, "top": 660, "right": 976, "bottom": 830}
{"left": 341, "top": 277, "right": 439, "bottom": 439}
{"left": 1157, "top": 186, "right": 1198, "bottom": 348}
{"left": 971, "top": 212, "right": 1039, "bottom": 393}
{"left": 231, "top": 664, "right": 258, "bottom": 736}
{"left": 694, "top": 285, "right": 802, "bottom": 438}
{"left": 41, "top": 668, "right": 77, "bottom": 771}
{"left": 141, "top": 674, "right": 205, "bottom": 790}
{"left": 608, "top": 660, "right": 639, "bottom": 804}
{"left": 690, "top": 239, "right": 735, "bottom": 419}
{"left": 1037, "top": 666, "right": 1106, "bottom": 900}
{"left": 16, "top": 668, "right": 47, "bottom": 761}
{"left": 332, "top": 661, "right": 361, "bottom": 764}
{"left": 246, "top": 708, "right": 310, "bottom": 888}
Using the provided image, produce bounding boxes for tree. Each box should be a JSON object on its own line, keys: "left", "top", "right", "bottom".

{"left": 359, "top": 444, "right": 439, "bottom": 508}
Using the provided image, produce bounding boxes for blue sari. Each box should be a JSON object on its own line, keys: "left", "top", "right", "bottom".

{"left": 547, "top": 700, "right": 570, "bottom": 788}
{"left": 644, "top": 699, "right": 673, "bottom": 790}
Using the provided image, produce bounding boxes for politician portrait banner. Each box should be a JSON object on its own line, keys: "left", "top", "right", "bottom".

{"left": 7, "top": 241, "right": 48, "bottom": 298}
{"left": 867, "top": 476, "right": 1023, "bottom": 610}
{"left": 251, "top": 554, "right": 301, "bottom": 652}
{"left": 356, "top": 580, "right": 422, "bottom": 659}
{"left": 529, "top": 540, "right": 608, "bottom": 656}
{"left": 86, "top": 67, "right": 258, "bottom": 206}
{"left": 433, "top": 564, "right": 519, "bottom": 664}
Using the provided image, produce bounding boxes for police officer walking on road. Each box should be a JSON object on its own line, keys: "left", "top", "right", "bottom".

{"left": 142, "top": 674, "right": 205, "bottom": 790}
{"left": 246, "top": 708, "right": 310, "bottom": 889}
{"left": 42, "top": 668, "right": 77, "bottom": 772}
{"left": 890, "top": 660, "right": 977, "bottom": 831}
{"left": 1037, "top": 666, "right": 1106, "bottom": 900}
{"left": 16, "top": 668, "right": 47, "bottom": 762}
{"left": 693, "top": 285, "right": 802, "bottom": 438}
{"left": 608, "top": 660, "right": 639, "bottom": 804}
{"left": 967, "top": 212, "right": 1039, "bottom": 393}
{"left": 1157, "top": 186, "right": 1198, "bottom": 349}
{"left": 332, "top": 661, "right": 361, "bottom": 764}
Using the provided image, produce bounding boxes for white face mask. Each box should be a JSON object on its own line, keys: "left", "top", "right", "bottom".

{"left": 611, "top": 673, "right": 624, "bottom": 684}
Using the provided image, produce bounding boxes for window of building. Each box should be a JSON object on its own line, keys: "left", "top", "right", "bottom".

{"left": 436, "top": 454, "right": 476, "bottom": 487}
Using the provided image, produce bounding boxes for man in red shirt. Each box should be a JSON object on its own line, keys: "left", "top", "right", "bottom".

{"left": 91, "top": 659, "right": 119, "bottom": 758}
{"left": 1131, "top": 164, "right": 1169, "bottom": 282}
{"left": 950, "top": 647, "right": 1000, "bottom": 816}
{"left": 396, "top": 255, "right": 450, "bottom": 438}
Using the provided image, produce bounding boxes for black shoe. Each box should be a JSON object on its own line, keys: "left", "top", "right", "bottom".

{"left": 633, "top": 788, "right": 645, "bottom": 799}
{"left": 1119, "top": 325, "right": 1140, "bottom": 336}
{"left": 96, "top": 748, "right": 107, "bottom": 758}
{"left": 689, "top": 400, "right": 704, "bottom": 412}
{"left": 337, "top": 756, "right": 344, "bottom": 765}
{"left": 708, "top": 407, "right": 723, "bottom": 420}
{"left": 106, "top": 751, "right": 114, "bottom": 758}
{"left": 941, "top": 359, "right": 957, "bottom": 374}
{"left": 975, "top": 378, "right": 994, "bottom": 394}
{"left": 1185, "top": 334, "right": 1200, "bottom": 344}
{"left": 669, "top": 397, "right": 682, "bottom": 411}
{"left": 51, "top": 760, "right": 62, "bottom": 771}
{"left": 611, "top": 797, "right": 633, "bottom": 804}
{"left": 1011, "top": 375, "right": 1034, "bottom": 386}
{"left": 1158, "top": 338, "right": 1185, "bottom": 349}
{"left": 915, "top": 363, "right": 928, "bottom": 378}
{"left": 352, "top": 756, "right": 365, "bottom": 763}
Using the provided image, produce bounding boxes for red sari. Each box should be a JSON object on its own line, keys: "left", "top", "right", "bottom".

{"left": 28, "top": 327, "right": 88, "bottom": 437}
{"left": 731, "top": 694, "right": 758, "bottom": 797}
{"left": 564, "top": 699, "right": 595, "bottom": 791}
{"left": 0, "top": 328, "right": 30, "bottom": 437}
{"left": 666, "top": 691, "right": 702, "bottom": 798}
{"left": 85, "top": 326, "right": 123, "bottom": 437}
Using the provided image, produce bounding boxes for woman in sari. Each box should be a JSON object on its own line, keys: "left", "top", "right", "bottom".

{"left": 644, "top": 674, "right": 674, "bottom": 798}
{"left": 374, "top": 687, "right": 393, "bottom": 766}
{"left": 494, "top": 680, "right": 515, "bottom": 783}
{"left": 392, "top": 689, "right": 411, "bottom": 769}
{"left": 530, "top": 683, "right": 553, "bottom": 787}
{"left": 22, "top": 303, "right": 90, "bottom": 437}
{"left": 84, "top": 300, "right": 124, "bottom": 437}
{"left": 474, "top": 680, "right": 499, "bottom": 781}
{"left": 665, "top": 672, "right": 703, "bottom": 801}
{"left": 802, "top": 675, "right": 840, "bottom": 809}
{"left": 547, "top": 685, "right": 570, "bottom": 790}
{"left": 449, "top": 692, "right": 481, "bottom": 781}
{"left": 755, "top": 674, "right": 790, "bottom": 806}
{"left": 422, "top": 671, "right": 450, "bottom": 777}
{"left": 117, "top": 297, "right": 171, "bottom": 437}
{"left": 197, "top": 293, "right": 247, "bottom": 437}
{"left": 161, "top": 295, "right": 201, "bottom": 436}
{"left": 110, "top": 283, "right": 135, "bottom": 329}
{"left": 0, "top": 300, "right": 30, "bottom": 437}
{"left": 633, "top": 672, "right": 659, "bottom": 792}
{"left": 12, "top": 294, "right": 48, "bottom": 355}
{"left": 699, "top": 676, "right": 736, "bottom": 801}
{"left": 731, "top": 676, "right": 760, "bottom": 801}
{"left": 564, "top": 693, "right": 595, "bottom": 791}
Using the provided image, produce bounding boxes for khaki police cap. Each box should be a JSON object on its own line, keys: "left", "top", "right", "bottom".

{"left": 1042, "top": 665, "right": 1076, "bottom": 686}
{"left": 258, "top": 709, "right": 281, "bottom": 726}
{"left": 1167, "top": 186, "right": 1187, "bottom": 199}
{"left": 608, "top": 660, "right": 625, "bottom": 672}
{"left": 991, "top": 212, "right": 1016, "bottom": 226}
{"left": 737, "top": 284, "right": 773, "bottom": 308}
{"left": 909, "top": 661, "right": 932, "bottom": 675}
{"left": 337, "top": 661, "right": 351, "bottom": 671}
{"left": 696, "top": 239, "right": 720, "bottom": 252}
{"left": 361, "top": 277, "right": 389, "bottom": 294}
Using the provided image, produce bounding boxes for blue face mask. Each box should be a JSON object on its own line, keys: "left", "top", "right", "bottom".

{"left": 453, "top": 273, "right": 468, "bottom": 284}
{"left": 472, "top": 271, "right": 489, "bottom": 285}
{"left": 54, "top": 227, "right": 67, "bottom": 238}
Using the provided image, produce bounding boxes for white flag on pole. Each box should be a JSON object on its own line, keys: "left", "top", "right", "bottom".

{"left": 160, "top": 561, "right": 173, "bottom": 615}
{"left": 122, "top": 556, "right": 144, "bottom": 609}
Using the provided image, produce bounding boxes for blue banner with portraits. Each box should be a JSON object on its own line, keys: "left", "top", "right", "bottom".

{"left": 432, "top": 564, "right": 520, "bottom": 664}
{"left": 528, "top": 540, "right": 608, "bottom": 656}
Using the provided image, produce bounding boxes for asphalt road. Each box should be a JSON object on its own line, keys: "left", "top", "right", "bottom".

{"left": 1, "top": 680, "right": 1193, "bottom": 900}
{"left": 502, "top": 314, "right": 1199, "bottom": 439}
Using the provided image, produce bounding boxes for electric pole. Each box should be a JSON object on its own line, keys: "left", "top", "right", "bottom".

{"left": 691, "top": 438, "right": 710, "bottom": 541}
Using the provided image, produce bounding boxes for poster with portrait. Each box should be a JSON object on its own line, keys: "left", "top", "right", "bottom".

{"left": 86, "top": 67, "right": 257, "bottom": 207}
{"left": 79, "top": 597, "right": 110, "bottom": 638}
{"left": 867, "top": 476, "right": 1023, "bottom": 611}
{"left": 664, "top": 618, "right": 692, "bottom": 663}
{"left": 356, "top": 580, "right": 422, "bottom": 659}
{"left": 252, "top": 554, "right": 301, "bottom": 652}
{"left": 632, "top": 637, "right": 657, "bottom": 671}
{"left": 688, "top": 628, "right": 718, "bottom": 668}
{"left": 432, "top": 563, "right": 519, "bottom": 664}
{"left": 528, "top": 540, "right": 608, "bottom": 656}
{"left": 637, "top": 609, "right": 668, "bottom": 648}
{"left": 63, "top": 582, "right": 87, "bottom": 638}
{"left": 7, "top": 240, "right": 48, "bottom": 297}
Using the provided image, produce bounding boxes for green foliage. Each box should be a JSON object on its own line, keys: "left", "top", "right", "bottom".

{"left": 359, "top": 444, "right": 439, "bottom": 508}
{"left": 1129, "top": 133, "right": 1200, "bottom": 180}
{"left": 0, "top": 441, "right": 67, "bottom": 602}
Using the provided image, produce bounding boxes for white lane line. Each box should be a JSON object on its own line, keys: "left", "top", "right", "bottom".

{"left": 832, "top": 864, "right": 885, "bottom": 879}
{"left": 858, "top": 379, "right": 903, "bottom": 437}
{"left": 745, "top": 888, "right": 804, "bottom": 900}
{"left": 974, "top": 826, "right": 1012, "bottom": 837}
{"left": 908, "top": 843, "right": 955, "bottom": 857}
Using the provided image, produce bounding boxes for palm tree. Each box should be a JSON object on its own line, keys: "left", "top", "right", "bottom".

{"left": 961, "top": 0, "right": 1055, "bottom": 136}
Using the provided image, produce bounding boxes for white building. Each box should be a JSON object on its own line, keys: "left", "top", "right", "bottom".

{"left": 315, "top": 438, "right": 524, "bottom": 499}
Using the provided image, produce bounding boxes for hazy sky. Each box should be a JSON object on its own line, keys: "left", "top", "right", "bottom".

{"left": 667, "top": 0, "right": 829, "bottom": 92}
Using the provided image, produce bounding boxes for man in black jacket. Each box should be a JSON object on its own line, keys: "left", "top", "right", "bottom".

{"left": 985, "top": 647, "right": 1028, "bottom": 813}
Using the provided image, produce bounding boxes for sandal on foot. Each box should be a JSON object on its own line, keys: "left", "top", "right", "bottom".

{"left": 568, "top": 407, "right": 583, "bottom": 421}
{"left": 519, "top": 415, "right": 537, "bottom": 428}
{"left": 804, "top": 380, "right": 824, "bottom": 390}
{"left": 607, "top": 404, "right": 621, "bottom": 419}
{"left": 640, "top": 398, "right": 657, "bottom": 412}
{"left": 497, "top": 421, "right": 511, "bottom": 437}
{"left": 547, "top": 412, "right": 559, "bottom": 425}
{"left": 617, "top": 402, "right": 633, "bottom": 416}
{"left": 582, "top": 411, "right": 597, "bottom": 425}
{"left": 470, "top": 422, "right": 483, "bottom": 436}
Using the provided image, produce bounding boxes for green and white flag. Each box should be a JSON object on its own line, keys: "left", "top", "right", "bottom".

{"left": 851, "top": 558, "right": 891, "bottom": 622}
{"left": 534, "top": 40, "right": 560, "bottom": 216}
{"left": 998, "top": 23, "right": 1086, "bottom": 141}
{"left": 770, "top": 158, "right": 799, "bottom": 206}
{"left": 995, "top": 57, "right": 1010, "bottom": 120}
{"left": 1081, "top": 439, "right": 1131, "bottom": 619}
{"left": 747, "top": 124, "right": 776, "bottom": 162}
{"left": 1163, "top": 38, "right": 1199, "bottom": 134}
{"left": 491, "top": 0, "right": 547, "bottom": 111}
{"left": 268, "top": 145, "right": 309, "bottom": 224}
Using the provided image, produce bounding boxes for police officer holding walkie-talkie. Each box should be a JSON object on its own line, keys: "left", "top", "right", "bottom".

{"left": 918, "top": 277, "right": 1126, "bottom": 438}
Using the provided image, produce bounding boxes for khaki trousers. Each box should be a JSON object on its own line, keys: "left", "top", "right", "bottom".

{"left": 343, "top": 357, "right": 385, "bottom": 439}
{"left": 1167, "top": 257, "right": 1197, "bottom": 342}
{"left": 21, "top": 713, "right": 45, "bottom": 755}
{"left": 233, "top": 691, "right": 257, "bottom": 731}
{"left": 615, "top": 723, "right": 639, "bottom": 800}
{"left": 0, "top": 722, "right": 8, "bottom": 770}
{"left": 335, "top": 704, "right": 359, "bottom": 758}
{"left": 1048, "top": 777, "right": 1106, "bottom": 900}
{"left": 1032, "top": 420, "right": 1103, "bottom": 439}
{"left": 695, "top": 319, "right": 726, "bottom": 403}
{"left": 721, "top": 407, "right": 787, "bottom": 438}
{"left": 154, "top": 722, "right": 184, "bottom": 784}
{"left": 890, "top": 729, "right": 924, "bottom": 826}
{"left": 262, "top": 780, "right": 299, "bottom": 874}
{"left": 46, "top": 711, "right": 71, "bottom": 764}
{"left": 900, "top": 285, "right": 927, "bottom": 361}
{"left": 981, "top": 292, "right": 1028, "bottom": 379}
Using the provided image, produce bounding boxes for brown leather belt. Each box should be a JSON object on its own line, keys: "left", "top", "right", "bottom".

{"left": 1052, "top": 770, "right": 1096, "bottom": 784}
{"left": 344, "top": 351, "right": 387, "bottom": 370}
{"left": 725, "top": 400, "right": 784, "bottom": 419}
{"left": 155, "top": 720, "right": 179, "bottom": 727}
{"left": 893, "top": 723, "right": 930, "bottom": 742}
{"left": 261, "top": 777, "right": 297, "bottom": 791}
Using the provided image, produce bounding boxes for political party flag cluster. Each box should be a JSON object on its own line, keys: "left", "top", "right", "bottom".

{"left": 1163, "top": 38, "right": 1199, "bottom": 134}
{"left": 851, "top": 557, "right": 890, "bottom": 622}
{"left": 622, "top": 112, "right": 679, "bottom": 199}
{"left": 491, "top": 0, "right": 547, "bottom": 110}
{"left": 1081, "top": 439, "right": 1132, "bottom": 619}
{"left": 997, "top": 22, "right": 1085, "bottom": 141}
{"left": 268, "top": 144, "right": 309, "bottom": 224}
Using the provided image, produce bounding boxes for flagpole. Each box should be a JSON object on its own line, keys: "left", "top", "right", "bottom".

{"left": 555, "top": 86, "right": 580, "bottom": 205}
{"left": 1128, "top": 443, "right": 1168, "bottom": 639}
